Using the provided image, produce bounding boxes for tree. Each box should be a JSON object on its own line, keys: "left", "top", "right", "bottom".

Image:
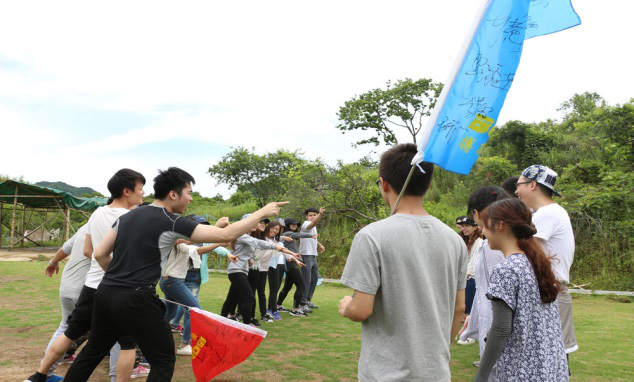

{"left": 208, "top": 147, "right": 304, "bottom": 208}
{"left": 336, "top": 78, "right": 443, "bottom": 147}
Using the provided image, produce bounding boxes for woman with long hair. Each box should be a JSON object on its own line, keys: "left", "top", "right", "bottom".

{"left": 474, "top": 198, "right": 567, "bottom": 382}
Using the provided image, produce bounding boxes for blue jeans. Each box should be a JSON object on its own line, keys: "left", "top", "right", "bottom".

{"left": 160, "top": 273, "right": 202, "bottom": 344}
{"left": 171, "top": 270, "right": 202, "bottom": 326}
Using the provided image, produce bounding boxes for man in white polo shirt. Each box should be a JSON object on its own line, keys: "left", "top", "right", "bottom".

{"left": 515, "top": 164, "right": 578, "bottom": 367}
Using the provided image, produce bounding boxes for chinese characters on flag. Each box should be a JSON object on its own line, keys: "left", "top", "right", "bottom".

{"left": 189, "top": 308, "right": 267, "bottom": 382}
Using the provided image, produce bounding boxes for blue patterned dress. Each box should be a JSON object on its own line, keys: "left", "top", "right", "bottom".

{"left": 487, "top": 253, "right": 568, "bottom": 381}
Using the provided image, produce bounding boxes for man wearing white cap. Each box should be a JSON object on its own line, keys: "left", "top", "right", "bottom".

{"left": 515, "top": 165, "right": 578, "bottom": 370}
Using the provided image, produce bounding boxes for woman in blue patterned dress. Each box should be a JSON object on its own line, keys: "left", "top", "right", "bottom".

{"left": 474, "top": 198, "right": 568, "bottom": 382}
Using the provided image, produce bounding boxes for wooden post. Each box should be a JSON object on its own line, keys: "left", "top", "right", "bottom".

{"left": 65, "top": 207, "right": 71, "bottom": 241}
{"left": 0, "top": 202, "right": 3, "bottom": 247}
{"left": 9, "top": 185, "right": 18, "bottom": 251}
{"left": 20, "top": 205, "right": 26, "bottom": 247}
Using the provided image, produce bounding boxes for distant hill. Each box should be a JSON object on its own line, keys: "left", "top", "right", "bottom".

{"left": 35, "top": 181, "right": 101, "bottom": 197}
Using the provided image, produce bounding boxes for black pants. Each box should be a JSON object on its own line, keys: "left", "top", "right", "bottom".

{"left": 256, "top": 271, "right": 268, "bottom": 317}
{"left": 268, "top": 267, "right": 281, "bottom": 312}
{"left": 222, "top": 273, "right": 255, "bottom": 325}
{"left": 65, "top": 284, "right": 135, "bottom": 350}
{"left": 64, "top": 284, "right": 175, "bottom": 382}
{"left": 277, "top": 266, "right": 305, "bottom": 309}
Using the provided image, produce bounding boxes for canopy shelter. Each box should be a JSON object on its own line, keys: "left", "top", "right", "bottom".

{"left": 0, "top": 180, "right": 106, "bottom": 250}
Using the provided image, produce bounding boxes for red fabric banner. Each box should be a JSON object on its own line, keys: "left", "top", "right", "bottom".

{"left": 189, "top": 308, "right": 267, "bottom": 381}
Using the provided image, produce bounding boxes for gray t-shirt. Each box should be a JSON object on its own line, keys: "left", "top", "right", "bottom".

{"left": 59, "top": 225, "right": 91, "bottom": 299}
{"left": 341, "top": 214, "right": 467, "bottom": 382}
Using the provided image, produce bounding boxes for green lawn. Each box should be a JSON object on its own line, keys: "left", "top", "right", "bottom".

{"left": 0, "top": 261, "right": 632, "bottom": 381}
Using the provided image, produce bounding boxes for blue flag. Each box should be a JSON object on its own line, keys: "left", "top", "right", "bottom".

{"left": 414, "top": 0, "right": 581, "bottom": 174}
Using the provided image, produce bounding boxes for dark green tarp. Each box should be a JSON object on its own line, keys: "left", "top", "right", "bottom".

{"left": 0, "top": 180, "right": 106, "bottom": 211}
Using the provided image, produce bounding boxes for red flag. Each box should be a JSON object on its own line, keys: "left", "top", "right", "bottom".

{"left": 189, "top": 308, "right": 267, "bottom": 381}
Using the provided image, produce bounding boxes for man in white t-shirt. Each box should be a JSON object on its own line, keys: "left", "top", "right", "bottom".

{"left": 299, "top": 207, "right": 326, "bottom": 311}
{"left": 515, "top": 164, "right": 578, "bottom": 359}
{"left": 25, "top": 169, "right": 146, "bottom": 382}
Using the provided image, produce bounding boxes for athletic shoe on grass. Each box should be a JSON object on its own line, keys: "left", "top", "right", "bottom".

{"left": 289, "top": 310, "right": 308, "bottom": 317}
{"left": 307, "top": 302, "right": 319, "bottom": 309}
{"left": 277, "top": 306, "right": 290, "bottom": 313}
{"left": 301, "top": 305, "right": 312, "bottom": 313}
{"left": 177, "top": 345, "right": 192, "bottom": 355}
{"left": 130, "top": 365, "right": 150, "bottom": 378}
{"left": 261, "top": 315, "right": 274, "bottom": 323}
{"left": 272, "top": 311, "right": 282, "bottom": 321}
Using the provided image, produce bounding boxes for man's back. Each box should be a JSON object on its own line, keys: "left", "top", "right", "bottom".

{"left": 341, "top": 214, "right": 467, "bottom": 382}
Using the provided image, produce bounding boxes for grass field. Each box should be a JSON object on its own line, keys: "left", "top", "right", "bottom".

{"left": 0, "top": 261, "right": 633, "bottom": 381}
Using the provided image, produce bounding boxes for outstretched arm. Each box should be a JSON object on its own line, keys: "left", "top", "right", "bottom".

{"left": 305, "top": 208, "right": 326, "bottom": 230}
{"left": 190, "top": 202, "right": 287, "bottom": 243}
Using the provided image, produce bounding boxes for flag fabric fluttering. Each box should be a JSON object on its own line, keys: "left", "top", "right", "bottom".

{"left": 189, "top": 308, "right": 267, "bottom": 382}
{"left": 412, "top": 0, "right": 581, "bottom": 174}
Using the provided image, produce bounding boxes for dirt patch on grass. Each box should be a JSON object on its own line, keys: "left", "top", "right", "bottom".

{"left": 0, "top": 275, "right": 30, "bottom": 284}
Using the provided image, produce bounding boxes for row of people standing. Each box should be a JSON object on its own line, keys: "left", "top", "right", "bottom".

{"left": 220, "top": 208, "right": 327, "bottom": 326}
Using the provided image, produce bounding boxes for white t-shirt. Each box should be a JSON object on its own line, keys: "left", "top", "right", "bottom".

{"left": 532, "top": 203, "right": 575, "bottom": 284}
{"left": 466, "top": 237, "right": 483, "bottom": 279}
{"left": 83, "top": 206, "right": 130, "bottom": 289}
{"left": 299, "top": 221, "right": 318, "bottom": 256}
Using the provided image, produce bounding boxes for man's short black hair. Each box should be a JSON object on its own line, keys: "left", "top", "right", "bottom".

{"left": 537, "top": 183, "right": 554, "bottom": 198}
{"left": 107, "top": 169, "right": 145, "bottom": 204}
{"left": 379, "top": 143, "right": 434, "bottom": 197}
{"left": 153, "top": 167, "right": 196, "bottom": 200}
{"left": 304, "top": 207, "right": 319, "bottom": 216}
{"left": 501, "top": 176, "right": 519, "bottom": 197}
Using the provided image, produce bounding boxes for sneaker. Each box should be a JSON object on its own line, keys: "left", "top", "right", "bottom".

{"left": 301, "top": 305, "right": 312, "bottom": 313}
{"left": 272, "top": 311, "right": 282, "bottom": 321}
{"left": 46, "top": 376, "right": 64, "bottom": 382}
{"left": 473, "top": 360, "right": 481, "bottom": 368}
{"left": 457, "top": 338, "right": 476, "bottom": 345}
{"left": 170, "top": 324, "right": 183, "bottom": 333}
{"left": 236, "top": 314, "right": 243, "bottom": 322}
{"left": 307, "top": 301, "right": 319, "bottom": 309}
{"left": 248, "top": 319, "right": 262, "bottom": 327}
{"left": 177, "top": 344, "right": 192, "bottom": 355}
{"left": 277, "top": 305, "right": 290, "bottom": 313}
{"left": 261, "top": 315, "right": 274, "bottom": 323}
{"left": 60, "top": 354, "right": 76, "bottom": 364}
{"left": 289, "top": 310, "right": 308, "bottom": 317}
{"left": 227, "top": 315, "right": 238, "bottom": 322}
{"left": 130, "top": 366, "right": 150, "bottom": 379}
{"left": 24, "top": 372, "right": 48, "bottom": 382}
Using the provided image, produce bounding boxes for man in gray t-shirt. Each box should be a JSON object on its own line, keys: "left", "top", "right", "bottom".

{"left": 339, "top": 144, "right": 467, "bottom": 382}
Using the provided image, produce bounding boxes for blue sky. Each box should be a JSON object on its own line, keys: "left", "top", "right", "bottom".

{"left": 1, "top": 0, "right": 632, "bottom": 197}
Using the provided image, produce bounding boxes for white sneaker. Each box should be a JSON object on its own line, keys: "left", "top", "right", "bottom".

{"left": 130, "top": 365, "right": 150, "bottom": 378}
{"left": 457, "top": 338, "right": 476, "bottom": 345}
{"left": 176, "top": 344, "right": 192, "bottom": 355}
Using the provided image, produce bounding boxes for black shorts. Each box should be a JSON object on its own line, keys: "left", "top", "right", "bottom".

{"left": 64, "top": 285, "right": 136, "bottom": 350}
